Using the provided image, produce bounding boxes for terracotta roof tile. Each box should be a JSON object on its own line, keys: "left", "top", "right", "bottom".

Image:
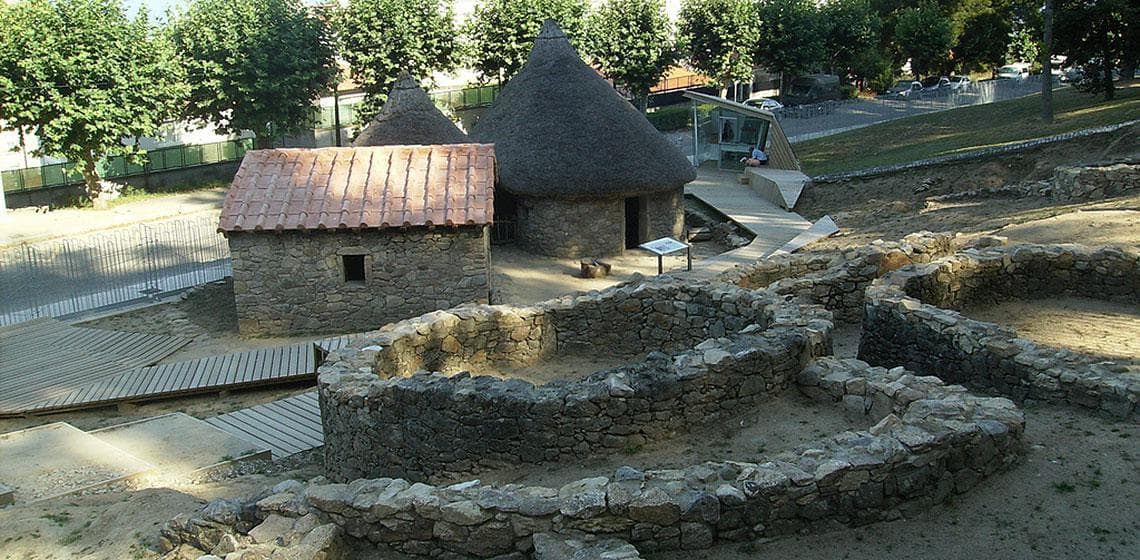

{"left": 218, "top": 145, "right": 495, "bottom": 233}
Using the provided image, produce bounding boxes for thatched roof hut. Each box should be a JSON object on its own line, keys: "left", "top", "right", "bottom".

{"left": 472, "top": 20, "right": 695, "bottom": 199}
{"left": 353, "top": 73, "right": 468, "bottom": 147}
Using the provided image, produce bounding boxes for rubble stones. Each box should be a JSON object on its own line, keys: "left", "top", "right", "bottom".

{"left": 1052, "top": 161, "right": 1139, "bottom": 201}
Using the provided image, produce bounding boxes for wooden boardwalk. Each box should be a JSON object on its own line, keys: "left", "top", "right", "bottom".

{"left": 204, "top": 392, "right": 323, "bottom": 459}
{"left": 7, "top": 342, "right": 321, "bottom": 416}
{"left": 0, "top": 319, "right": 190, "bottom": 415}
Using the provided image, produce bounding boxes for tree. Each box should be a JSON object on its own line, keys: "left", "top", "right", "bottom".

{"left": 1055, "top": 0, "right": 1137, "bottom": 100}
{"left": 334, "top": 0, "right": 458, "bottom": 125}
{"left": 894, "top": 2, "right": 954, "bottom": 77}
{"left": 821, "top": 0, "right": 882, "bottom": 82}
{"left": 171, "top": 0, "right": 336, "bottom": 149}
{"left": 0, "top": 0, "right": 185, "bottom": 203}
{"left": 954, "top": 8, "right": 1012, "bottom": 73}
{"left": 465, "top": 0, "right": 588, "bottom": 84}
{"left": 755, "top": 0, "right": 826, "bottom": 100}
{"left": 582, "top": 0, "right": 675, "bottom": 112}
{"left": 677, "top": 0, "right": 760, "bottom": 98}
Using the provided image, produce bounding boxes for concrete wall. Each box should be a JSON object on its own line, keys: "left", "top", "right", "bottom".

{"left": 229, "top": 227, "right": 489, "bottom": 337}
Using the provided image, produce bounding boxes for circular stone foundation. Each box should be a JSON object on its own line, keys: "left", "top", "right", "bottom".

{"left": 860, "top": 243, "right": 1140, "bottom": 420}
{"left": 318, "top": 277, "right": 832, "bottom": 482}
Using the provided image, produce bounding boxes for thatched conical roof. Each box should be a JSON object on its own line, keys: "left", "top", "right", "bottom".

{"left": 353, "top": 73, "right": 468, "bottom": 147}
{"left": 471, "top": 20, "right": 695, "bottom": 199}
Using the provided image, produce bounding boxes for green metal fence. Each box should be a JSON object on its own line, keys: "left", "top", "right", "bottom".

{"left": 1, "top": 138, "right": 254, "bottom": 194}
{"left": 1, "top": 84, "right": 500, "bottom": 195}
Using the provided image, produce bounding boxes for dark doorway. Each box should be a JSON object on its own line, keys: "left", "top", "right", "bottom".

{"left": 625, "top": 197, "right": 641, "bottom": 249}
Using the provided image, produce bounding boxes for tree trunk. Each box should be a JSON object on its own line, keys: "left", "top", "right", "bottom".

{"left": 1102, "top": 38, "right": 1114, "bottom": 101}
{"left": 635, "top": 91, "right": 650, "bottom": 114}
{"left": 1041, "top": 0, "right": 1053, "bottom": 124}
{"left": 79, "top": 151, "right": 105, "bottom": 208}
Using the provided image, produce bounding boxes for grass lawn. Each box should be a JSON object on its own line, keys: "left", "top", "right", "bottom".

{"left": 796, "top": 82, "right": 1140, "bottom": 176}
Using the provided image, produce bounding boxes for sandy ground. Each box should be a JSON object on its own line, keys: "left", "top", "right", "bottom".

{"left": 965, "top": 296, "right": 1140, "bottom": 364}
{"left": 3, "top": 127, "right": 1140, "bottom": 559}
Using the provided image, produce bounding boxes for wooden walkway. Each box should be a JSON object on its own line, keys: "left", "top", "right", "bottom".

{"left": 9, "top": 342, "right": 321, "bottom": 416}
{"left": 0, "top": 319, "right": 190, "bottom": 415}
{"left": 204, "top": 392, "right": 323, "bottom": 459}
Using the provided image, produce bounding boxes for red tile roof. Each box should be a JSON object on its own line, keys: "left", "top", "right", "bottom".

{"left": 218, "top": 145, "right": 495, "bottom": 232}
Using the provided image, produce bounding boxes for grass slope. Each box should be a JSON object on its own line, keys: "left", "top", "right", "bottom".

{"left": 797, "top": 82, "right": 1140, "bottom": 176}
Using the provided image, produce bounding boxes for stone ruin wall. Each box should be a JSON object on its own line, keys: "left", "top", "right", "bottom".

{"left": 1052, "top": 160, "right": 1140, "bottom": 202}
{"left": 859, "top": 244, "right": 1140, "bottom": 421}
{"left": 164, "top": 358, "right": 1025, "bottom": 559}
{"left": 318, "top": 278, "right": 833, "bottom": 483}
{"left": 721, "top": 232, "right": 956, "bottom": 323}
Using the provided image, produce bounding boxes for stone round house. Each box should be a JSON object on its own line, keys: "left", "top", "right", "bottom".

{"left": 353, "top": 72, "right": 468, "bottom": 147}
{"left": 472, "top": 20, "right": 696, "bottom": 258}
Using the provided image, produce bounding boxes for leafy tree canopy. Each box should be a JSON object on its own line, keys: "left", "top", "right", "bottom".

{"left": 822, "top": 0, "right": 882, "bottom": 78}
{"left": 171, "top": 0, "right": 336, "bottom": 148}
{"left": 335, "top": 0, "right": 458, "bottom": 125}
{"left": 677, "top": 0, "right": 759, "bottom": 96}
{"left": 0, "top": 0, "right": 185, "bottom": 201}
{"left": 583, "top": 0, "right": 675, "bottom": 112}
{"left": 894, "top": 2, "right": 954, "bottom": 77}
{"left": 755, "top": 0, "right": 826, "bottom": 97}
{"left": 1055, "top": 0, "right": 1137, "bottom": 100}
{"left": 465, "top": 0, "right": 588, "bottom": 84}
{"left": 955, "top": 8, "right": 1011, "bottom": 73}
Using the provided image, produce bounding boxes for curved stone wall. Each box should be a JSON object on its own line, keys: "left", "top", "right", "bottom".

{"left": 721, "top": 232, "right": 955, "bottom": 323}
{"left": 514, "top": 189, "right": 684, "bottom": 258}
{"left": 164, "top": 358, "right": 1024, "bottom": 559}
{"left": 319, "top": 277, "right": 833, "bottom": 482}
{"left": 860, "top": 244, "right": 1140, "bottom": 420}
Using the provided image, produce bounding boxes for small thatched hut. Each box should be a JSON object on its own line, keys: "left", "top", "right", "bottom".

{"left": 472, "top": 20, "right": 696, "bottom": 258}
{"left": 353, "top": 73, "right": 468, "bottom": 146}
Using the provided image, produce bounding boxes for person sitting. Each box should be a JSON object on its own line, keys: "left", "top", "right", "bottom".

{"left": 741, "top": 147, "right": 769, "bottom": 167}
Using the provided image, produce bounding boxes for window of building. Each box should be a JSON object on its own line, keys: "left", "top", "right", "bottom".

{"left": 343, "top": 254, "right": 366, "bottom": 282}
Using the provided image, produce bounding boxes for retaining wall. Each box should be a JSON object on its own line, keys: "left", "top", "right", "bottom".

{"left": 860, "top": 244, "right": 1140, "bottom": 420}
{"left": 1052, "top": 161, "right": 1140, "bottom": 202}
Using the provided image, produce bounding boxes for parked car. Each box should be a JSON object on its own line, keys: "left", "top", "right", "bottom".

{"left": 783, "top": 74, "right": 841, "bottom": 105}
{"left": 948, "top": 75, "right": 972, "bottom": 91}
{"left": 884, "top": 79, "right": 923, "bottom": 98}
{"left": 743, "top": 97, "right": 783, "bottom": 111}
{"left": 920, "top": 76, "right": 951, "bottom": 93}
{"left": 997, "top": 64, "right": 1030, "bottom": 80}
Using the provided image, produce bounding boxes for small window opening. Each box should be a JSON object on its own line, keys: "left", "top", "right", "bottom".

{"left": 343, "top": 254, "right": 366, "bottom": 282}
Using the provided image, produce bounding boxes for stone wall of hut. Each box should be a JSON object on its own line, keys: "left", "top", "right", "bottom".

{"left": 515, "top": 190, "right": 685, "bottom": 258}
{"left": 228, "top": 227, "right": 490, "bottom": 336}
{"left": 646, "top": 188, "right": 685, "bottom": 242}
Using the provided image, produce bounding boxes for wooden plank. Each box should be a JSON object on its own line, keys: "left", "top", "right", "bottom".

{"left": 205, "top": 415, "right": 300, "bottom": 458}
{"left": 258, "top": 401, "right": 324, "bottom": 442}
{"left": 227, "top": 408, "right": 315, "bottom": 452}
{"left": 216, "top": 412, "right": 306, "bottom": 456}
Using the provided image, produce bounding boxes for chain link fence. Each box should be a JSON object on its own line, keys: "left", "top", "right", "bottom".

{"left": 0, "top": 215, "right": 230, "bottom": 326}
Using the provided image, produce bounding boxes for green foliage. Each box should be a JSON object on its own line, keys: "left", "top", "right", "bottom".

{"left": 821, "top": 0, "right": 882, "bottom": 80}
{"left": 955, "top": 8, "right": 1012, "bottom": 73}
{"left": 1055, "top": 0, "right": 1137, "bottom": 101}
{"left": 583, "top": 0, "right": 675, "bottom": 112}
{"left": 171, "top": 0, "right": 335, "bottom": 149}
{"left": 894, "top": 2, "right": 954, "bottom": 77}
{"left": 334, "top": 0, "right": 458, "bottom": 125}
{"left": 755, "top": 0, "right": 826, "bottom": 97}
{"left": 1006, "top": 25, "right": 1039, "bottom": 65}
{"left": 464, "top": 0, "right": 588, "bottom": 84}
{"left": 645, "top": 104, "right": 693, "bottom": 131}
{"left": 677, "top": 0, "right": 760, "bottom": 94}
{"left": 0, "top": 0, "right": 186, "bottom": 201}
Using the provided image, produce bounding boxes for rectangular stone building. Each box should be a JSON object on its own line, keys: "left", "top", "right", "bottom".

{"left": 218, "top": 145, "right": 495, "bottom": 336}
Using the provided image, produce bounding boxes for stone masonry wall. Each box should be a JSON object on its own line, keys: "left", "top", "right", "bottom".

{"left": 1052, "top": 161, "right": 1140, "bottom": 202}
{"left": 859, "top": 244, "right": 1140, "bottom": 420}
{"left": 229, "top": 227, "right": 490, "bottom": 337}
{"left": 721, "top": 232, "right": 955, "bottom": 323}
{"left": 644, "top": 188, "right": 685, "bottom": 242}
{"left": 516, "top": 196, "right": 625, "bottom": 258}
{"left": 318, "top": 278, "right": 833, "bottom": 483}
{"left": 164, "top": 358, "right": 1025, "bottom": 559}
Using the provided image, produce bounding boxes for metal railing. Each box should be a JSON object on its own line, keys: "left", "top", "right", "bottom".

{"left": 0, "top": 215, "right": 230, "bottom": 326}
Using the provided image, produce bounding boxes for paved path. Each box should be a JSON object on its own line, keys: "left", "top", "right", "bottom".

{"left": 686, "top": 170, "right": 814, "bottom": 278}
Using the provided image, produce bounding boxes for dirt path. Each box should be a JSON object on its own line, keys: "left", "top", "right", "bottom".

{"left": 965, "top": 296, "right": 1140, "bottom": 364}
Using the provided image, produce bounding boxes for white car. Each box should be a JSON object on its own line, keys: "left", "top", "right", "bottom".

{"left": 948, "top": 75, "right": 972, "bottom": 91}
{"left": 743, "top": 97, "right": 783, "bottom": 111}
{"left": 998, "top": 64, "right": 1030, "bottom": 80}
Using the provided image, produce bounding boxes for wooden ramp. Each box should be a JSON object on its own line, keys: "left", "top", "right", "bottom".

{"left": 7, "top": 342, "right": 320, "bottom": 416}
{"left": 0, "top": 319, "right": 190, "bottom": 415}
{"left": 204, "top": 392, "right": 323, "bottom": 460}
